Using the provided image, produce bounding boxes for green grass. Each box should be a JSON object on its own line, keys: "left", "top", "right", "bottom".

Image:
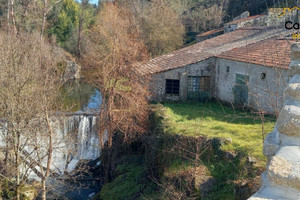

{"left": 95, "top": 155, "right": 157, "bottom": 200}
{"left": 157, "top": 102, "right": 276, "bottom": 164}
{"left": 163, "top": 158, "right": 194, "bottom": 176}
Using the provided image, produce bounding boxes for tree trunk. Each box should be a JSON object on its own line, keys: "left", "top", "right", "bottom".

{"left": 41, "top": 177, "right": 46, "bottom": 200}
{"left": 10, "top": 0, "right": 17, "bottom": 33}
{"left": 41, "top": 177, "right": 47, "bottom": 200}
{"left": 77, "top": 11, "right": 83, "bottom": 57}
{"left": 15, "top": 131, "right": 21, "bottom": 200}
{"left": 41, "top": 110, "right": 53, "bottom": 200}
{"left": 64, "top": 149, "right": 72, "bottom": 174}
{"left": 4, "top": 138, "right": 9, "bottom": 167}
{"left": 7, "top": 0, "right": 10, "bottom": 32}
{"left": 41, "top": 0, "right": 48, "bottom": 41}
{"left": 99, "top": 97, "right": 107, "bottom": 149}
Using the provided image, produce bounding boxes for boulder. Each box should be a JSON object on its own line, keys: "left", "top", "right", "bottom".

{"left": 64, "top": 61, "right": 81, "bottom": 81}
{"left": 276, "top": 104, "right": 300, "bottom": 136}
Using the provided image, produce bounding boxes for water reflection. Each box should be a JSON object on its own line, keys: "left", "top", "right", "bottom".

{"left": 61, "top": 81, "right": 101, "bottom": 112}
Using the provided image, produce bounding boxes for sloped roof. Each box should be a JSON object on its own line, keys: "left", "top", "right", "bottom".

{"left": 137, "top": 27, "right": 288, "bottom": 75}
{"left": 225, "top": 15, "right": 265, "bottom": 26}
{"left": 197, "top": 28, "right": 224, "bottom": 37}
{"left": 217, "top": 38, "right": 292, "bottom": 69}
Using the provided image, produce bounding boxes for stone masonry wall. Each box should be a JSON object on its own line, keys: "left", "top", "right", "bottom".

{"left": 150, "top": 58, "right": 215, "bottom": 102}
{"left": 216, "top": 58, "right": 289, "bottom": 114}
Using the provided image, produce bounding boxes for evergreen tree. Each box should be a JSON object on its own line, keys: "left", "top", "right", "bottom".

{"left": 52, "top": 0, "right": 79, "bottom": 43}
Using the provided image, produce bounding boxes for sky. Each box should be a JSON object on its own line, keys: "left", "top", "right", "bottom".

{"left": 77, "top": 0, "right": 98, "bottom": 5}
{"left": 89, "top": 0, "right": 98, "bottom": 4}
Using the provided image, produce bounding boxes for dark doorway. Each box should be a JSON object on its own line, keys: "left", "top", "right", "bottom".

{"left": 233, "top": 74, "right": 249, "bottom": 106}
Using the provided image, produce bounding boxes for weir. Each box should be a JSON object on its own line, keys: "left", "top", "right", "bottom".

{"left": 0, "top": 113, "right": 103, "bottom": 180}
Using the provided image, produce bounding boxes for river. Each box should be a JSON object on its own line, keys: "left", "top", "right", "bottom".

{"left": 0, "top": 81, "right": 103, "bottom": 199}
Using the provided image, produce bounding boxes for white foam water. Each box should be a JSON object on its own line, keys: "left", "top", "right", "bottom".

{"left": 0, "top": 114, "right": 104, "bottom": 180}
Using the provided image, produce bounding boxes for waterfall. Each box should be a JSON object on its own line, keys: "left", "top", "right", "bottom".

{"left": 50, "top": 114, "right": 102, "bottom": 174}
{"left": 0, "top": 114, "right": 104, "bottom": 180}
{"left": 76, "top": 115, "right": 100, "bottom": 160}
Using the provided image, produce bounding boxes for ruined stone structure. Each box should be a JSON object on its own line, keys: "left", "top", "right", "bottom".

{"left": 249, "top": 43, "right": 300, "bottom": 199}
{"left": 224, "top": 15, "right": 267, "bottom": 33}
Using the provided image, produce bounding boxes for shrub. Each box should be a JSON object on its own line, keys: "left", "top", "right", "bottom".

{"left": 95, "top": 155, "right": 156, "bottom": 200}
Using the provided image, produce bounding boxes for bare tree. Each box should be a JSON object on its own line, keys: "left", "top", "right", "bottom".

{"left": 1, "top": 0, "right": 63, "bottom": 37}
{"left": 0, "top": 31, "right": 63, "bottom": 200}
{"left": 170, "top": 0, "right": 227, "bottom": 32}
{"left": 82, "top": 2, "right": 150, "bottom": 181}
{"left": 132, "top": 0, "right": 185, "bottom": 57}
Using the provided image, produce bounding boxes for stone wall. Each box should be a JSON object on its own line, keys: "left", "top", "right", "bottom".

{"left": 267, "top": 8, "right": 299, "bottom": 28}
{"left": 249, "top": 43, "right": 300, "bottom": 200}
{"left": 233, "top": 11, "right": 250, "bottom": 21}
{"left": 215, "top": 58, "right": 289, "bottom": 114}
{"left": 150, "top": 56, "right": 289, "bottom": 115}
{"left": 224, "top": 16, "right": 267, "bottom": 33}
{"left": 150, "top": 58, "right": 215, "bottom": 102}
{"left": 224, "top": 7, "right": 299, "bottom": 33}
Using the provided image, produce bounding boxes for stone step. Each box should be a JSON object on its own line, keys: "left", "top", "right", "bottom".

{"left": 248, "top": 184, "right": 300, "bottom": 200}
{"left": 267, "top": 146, "right": 300, "bottom": 190}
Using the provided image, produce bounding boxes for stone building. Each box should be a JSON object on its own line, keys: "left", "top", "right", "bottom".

{"left": 215, "top": 37, "right": 291, "bottom": 114}
{"left": 224, "top": 15, "right": 267, "bottom": 33}
{"left": 137, "top": 7, "right": 300, "bottom": 114}
{"left": 137, "top": 27, "right": 290, "bottom": 113}
{"left": 267, "top": 7, "right": 300, "bottom": 27}
{"left": 197, "top": 7, "right": 298, "bottom": 43}
{"left": 223, "top": 7, "right": 299, "bottom": 33}
{"left": 249, "top": 42, "right": 300, "bottom": 200}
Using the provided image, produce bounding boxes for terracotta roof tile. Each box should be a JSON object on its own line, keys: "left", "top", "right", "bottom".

{"left": 137, "top": 27, "right": 288, "bottom": 75}
{"left": 217, "top": 38, "right": 293, "bottom": 69}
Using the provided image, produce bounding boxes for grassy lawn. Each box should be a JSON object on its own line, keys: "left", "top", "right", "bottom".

{"left": 96, "top": 102, "right": 274, "bottom": 200}
{"left": 157, "top": 102, "right": 276, "bottom": 164}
